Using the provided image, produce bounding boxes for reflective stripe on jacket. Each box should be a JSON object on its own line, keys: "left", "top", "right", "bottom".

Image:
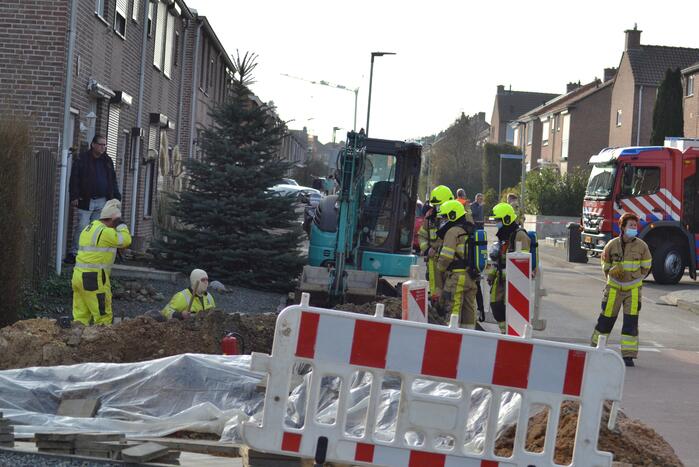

{"left": 601, "top": 236, "right": 651, "bottom": 290}
{"left": 74, "top": 220, "right": 132, "bottom": 274}
{"left": 161, "top": 288, "right": 216, "bottom": 318}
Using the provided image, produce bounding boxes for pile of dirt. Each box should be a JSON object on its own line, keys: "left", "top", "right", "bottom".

{"left": 334, "top": 297, "right": 447, "bottom": 324}
{"left": 494, "top": 401, "right": 683, "bottom": 466}
{"left": 0, "top": 311, "right": 277, "bottom": 370}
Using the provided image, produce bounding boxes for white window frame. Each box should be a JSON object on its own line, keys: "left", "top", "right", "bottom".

{"left": 526, "top": 123, "right": 533, "bottom": 145}
{"left": 542, "top": 119, "right": 550, "bottom": 146}
{"left": 163, "top": 12, "right": 176, "bottom": 78}
{"left": 687, "top": 75, "right": 695, "bottom": 97}
{"left": 561, "top": 113, "right": 571, "bottom": 160}
{"left": 147, "top": 1, "right": 155, "bottom": 37}
{"left": 114, "top": 0, "right": 128, "bottom": 38}
{"left": 132, "top": 0, "right": 141, "bottom": 22}
{"left": 616, "top": 109, "right": 622, "bottom": 127}
{"left": 95, "top": 0, "right": 107, "bottom": 18}
{"left": 153, "top": 1, "right": 167, "bottom": 70}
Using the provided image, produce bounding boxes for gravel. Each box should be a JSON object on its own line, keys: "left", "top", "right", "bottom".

{"left": 30, "top": 277, "right": 287, "bottom": 320}
{"left": 0, "top": 449, "right": 120, "bottom": 467}
{"left": 113, "top": 280, "right": 287, "bottom": 318}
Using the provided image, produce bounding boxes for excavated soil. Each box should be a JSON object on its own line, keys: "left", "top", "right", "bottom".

{"left": 0, "top": 311, "right": 277, "bottom": 370}
{"left": 494, "top": 401, "right": 683, "bottom": 466}
{"left": 334, "top": 296, "right": 447, "bottom": 324}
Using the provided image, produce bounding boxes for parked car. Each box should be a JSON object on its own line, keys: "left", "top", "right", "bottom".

{"left": 268, "top": 183, "right": 320, "bottom": 200}
{"left": 282, "top": 178, "right": 299, "bottom": 186}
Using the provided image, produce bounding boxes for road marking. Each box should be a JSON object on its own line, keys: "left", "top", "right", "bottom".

{"left": 647, "top": 340, "right": 665, "bottom": 348}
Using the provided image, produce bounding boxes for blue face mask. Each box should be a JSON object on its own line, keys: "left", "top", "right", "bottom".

{"left": 496, "top": 221, "right": 504, "bottom": 229}
{"left": 625, "top": 228, "right": 638, "bottom": 238}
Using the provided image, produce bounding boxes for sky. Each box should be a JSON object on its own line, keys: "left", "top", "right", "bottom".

{"left": 188, "top": 0, "right": 698, "bottom": 144}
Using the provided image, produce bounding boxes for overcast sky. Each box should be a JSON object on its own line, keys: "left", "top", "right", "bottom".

{"left": 188, "top": 0, "right": 698, "bottom": 144}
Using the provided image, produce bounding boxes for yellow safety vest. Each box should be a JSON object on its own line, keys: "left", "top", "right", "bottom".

{"left": 74, "top": 220, "right": 132, "bottom": 275}
{"left": 161, "top": 288, "right": 216, "bottom": 318}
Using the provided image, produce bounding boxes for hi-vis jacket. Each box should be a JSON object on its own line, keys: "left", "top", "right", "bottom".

{"left": 418, "top": 212, "right": 441, "bottom": 254}
{"left": 601, "top": 236, "right": 652, "bottom": 290}
{"left": 161, "top": 288, "right": 216, "bottom": 319}
{"left": 75, "top": 220, "right": 132, "bottom": 276}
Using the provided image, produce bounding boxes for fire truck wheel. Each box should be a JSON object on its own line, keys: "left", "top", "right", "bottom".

{"left": 651, "top": 242, "right": 685, "bottom": 285}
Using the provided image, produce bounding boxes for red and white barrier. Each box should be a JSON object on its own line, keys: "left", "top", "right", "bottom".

{"left": 242, "top": 294, "right": 625, "bottom": 467}
{"left": 505, "top": 252, "right": 532, "bottom": 337}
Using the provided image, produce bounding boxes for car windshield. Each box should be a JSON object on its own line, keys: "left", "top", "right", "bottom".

{"left": 585, "top": 165, "right": 616, "bottom": 199}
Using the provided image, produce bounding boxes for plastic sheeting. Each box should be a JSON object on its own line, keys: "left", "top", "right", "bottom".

{"left": 0, "top": 354, "right": 263, "bottom": 440}
{"left": 0, "top": 353, "right": 521, "bottom": 449}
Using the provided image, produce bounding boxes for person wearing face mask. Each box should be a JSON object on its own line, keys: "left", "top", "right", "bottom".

{"left": 485, "top": 202, "right": 530, "bottom": 333}
{"left": 161, "top": 269, "right": 216, "bottom": 320}
{"left": 72, "top": 199, "right": 131, "bottom": 325}
{"left": 591, "top": 213, "right": 651, "bottom": 367}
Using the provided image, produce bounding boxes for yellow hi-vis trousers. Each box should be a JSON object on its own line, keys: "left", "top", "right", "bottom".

{"left": 591, "top": 285, "right": 641, "bottom": 358}
{"left": 442, "top": 270, "right": 477, "bottom": 329}
{"left": 72, "top": 269, "right": 113, "bottom": 326}
{"left": 489, "top": 272, "right": 507, "bottom": 333}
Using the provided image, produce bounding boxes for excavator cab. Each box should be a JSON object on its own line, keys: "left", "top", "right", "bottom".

{"left": 301, "top": 135, "right": 421, "bottom": 302}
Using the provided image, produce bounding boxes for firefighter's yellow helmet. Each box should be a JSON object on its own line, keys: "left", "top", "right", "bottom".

{"left": 438, "top": 199, "right": 466, "bottom": 222}
{"left": 491, "top": 202, "right": 517, "bottom": 225}
{"left": 429, "top": 185, "right": 454, "bottom": 206}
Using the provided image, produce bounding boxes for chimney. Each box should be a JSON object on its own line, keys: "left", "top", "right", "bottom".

{"left": 497, "top": 84, "right": 505, "bottom": 95}
{"left": 478, "top": 111, "right": 486, "bottom": 121}
{"left": 604, "top": 67, "right": 617, "bottom": 82}
{"left": 624, "top": 24, "right": 642, "bottom": 51}
{"left": 566, "top": 82, "right": 581, "bottom": 93}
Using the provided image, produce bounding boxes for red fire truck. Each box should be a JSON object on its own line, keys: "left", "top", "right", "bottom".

{"left": 581, "top": 139, "right": 699, "bottom": 284}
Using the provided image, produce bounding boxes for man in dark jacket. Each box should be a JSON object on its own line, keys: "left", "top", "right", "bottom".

{"left": 470, "top": 193, "right": 484, "bottom": 229}
{"left": 65, "top": 134, "right": 121, "bottom": 263}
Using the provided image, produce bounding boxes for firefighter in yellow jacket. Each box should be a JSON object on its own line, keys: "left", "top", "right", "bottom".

{"left": 161, "top": 269, "right": 216, "bottom": 320}
{"left": 436, "top": 200, "right": 478, "bottom": 329}
{"left": 418, "top": 185, "right": 454, "bottom": 305}
{"left": 72, "top": 199, "right": 131, "bottom": 325}
{"left": 591, "top": 213, "right": 651, "bottom": 367}
{"left": 486, "top": 202, "right": 531, "bottom": 333}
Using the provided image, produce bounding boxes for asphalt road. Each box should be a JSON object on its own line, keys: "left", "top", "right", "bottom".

{"left": 535, "top": 244, "right": 699, "bottom": 466}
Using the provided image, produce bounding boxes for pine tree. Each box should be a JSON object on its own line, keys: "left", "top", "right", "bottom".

{"left": 650, "top": 68, "right": 684, "bottom": 145}
{"left": 152, "top": 51, "right": 304, "bottom": 291}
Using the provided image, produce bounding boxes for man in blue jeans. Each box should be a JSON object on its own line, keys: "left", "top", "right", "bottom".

{"left": 65, "top": 134, "right": 121, "bottom": 264}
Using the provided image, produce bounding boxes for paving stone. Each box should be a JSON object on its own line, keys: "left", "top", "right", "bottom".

{"left": 121, "top": 442, "right": 170, "bottom": 462}
{"left": 56, "top": 398, "right": 101, "bottom": 418}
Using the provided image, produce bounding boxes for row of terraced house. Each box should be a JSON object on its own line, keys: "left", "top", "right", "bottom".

{"left": 0, "top": 0, "right": 307, "bottom": 279}
{"left": 489, "top": 26, "right": 699, "bottom": 175}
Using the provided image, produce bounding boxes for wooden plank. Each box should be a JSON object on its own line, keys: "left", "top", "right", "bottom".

{"left": 134, "top": 437, "right": 241, "bottom": 457}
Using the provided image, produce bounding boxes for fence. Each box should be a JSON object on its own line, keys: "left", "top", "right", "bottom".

{"left": 242, "top": 294, "right": 625, "bottom": 467}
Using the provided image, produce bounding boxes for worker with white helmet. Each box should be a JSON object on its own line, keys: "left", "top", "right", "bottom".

{"left": 161, "top": 269, "right": 216, "bottom": 320}
{"left": 72, "top": 199, "right": 131, "bottom": 325}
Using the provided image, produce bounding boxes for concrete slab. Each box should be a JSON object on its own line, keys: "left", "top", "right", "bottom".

{"left": 111, "top": 264, "right": 183, "bottom": 283}
{"left": 134, "top": 437, "right": 240, "bottom": 457}
{"left": 57, "top": 398, "right": 101, "bottom": 418}
{"left": 121, "top": 442, "right": 169, "bottom": 462}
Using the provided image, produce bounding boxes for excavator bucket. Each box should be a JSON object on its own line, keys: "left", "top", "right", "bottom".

{"left": 299, "top": 265, "right": 378, "bottom": 301}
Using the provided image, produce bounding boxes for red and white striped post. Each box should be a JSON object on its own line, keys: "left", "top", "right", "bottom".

{"left": 505, "top": 251, "right": 532, "bottom": 336}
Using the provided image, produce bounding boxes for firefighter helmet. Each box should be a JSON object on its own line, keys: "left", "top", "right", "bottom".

{"left": 429, "top": 185, "right": 454, "bottom": 206}
{"left": 491, "top": 202, "right": 517, "bottom": 225}
{"left": 438, "top": 199, "right": 466, "bottom": 222}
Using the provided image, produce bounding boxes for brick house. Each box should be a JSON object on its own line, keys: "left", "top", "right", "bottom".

{"left": 682, "top": 62, "right": 699, "bottom": 138}
{"left": 0, "top": 0, "right": 234, "bottom": 270}
{"left": 489, "top": 85, "right": 558, "bottom": 144}
{"left": 608, "top": 26, "right": 699, "bottom": 147}
{"left": 512, "top": 72, "right": 615, "bottom": 174}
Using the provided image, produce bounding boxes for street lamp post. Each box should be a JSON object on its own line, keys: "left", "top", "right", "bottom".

{"left": 366, "top": 51, "right": 396, "bottom": 136}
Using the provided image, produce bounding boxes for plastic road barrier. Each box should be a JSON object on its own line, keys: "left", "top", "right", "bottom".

{"left": 505, "top": 252, "right": 532, "bottom": 337}
{"left": 242, "top": 294, "right": 625, "bottom": 467}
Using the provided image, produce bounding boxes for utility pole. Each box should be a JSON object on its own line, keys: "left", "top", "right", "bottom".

{"left": 280, "top": 73, "right": 359, "bottom": 131}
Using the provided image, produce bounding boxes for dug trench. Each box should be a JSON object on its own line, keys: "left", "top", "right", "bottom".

{"left": 0, "top": 298, "right": 684, "bottom": 465}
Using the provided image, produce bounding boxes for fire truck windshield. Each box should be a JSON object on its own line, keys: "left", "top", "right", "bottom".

{"left": 585, "top": 165, "right": 616, "bottom": 199}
